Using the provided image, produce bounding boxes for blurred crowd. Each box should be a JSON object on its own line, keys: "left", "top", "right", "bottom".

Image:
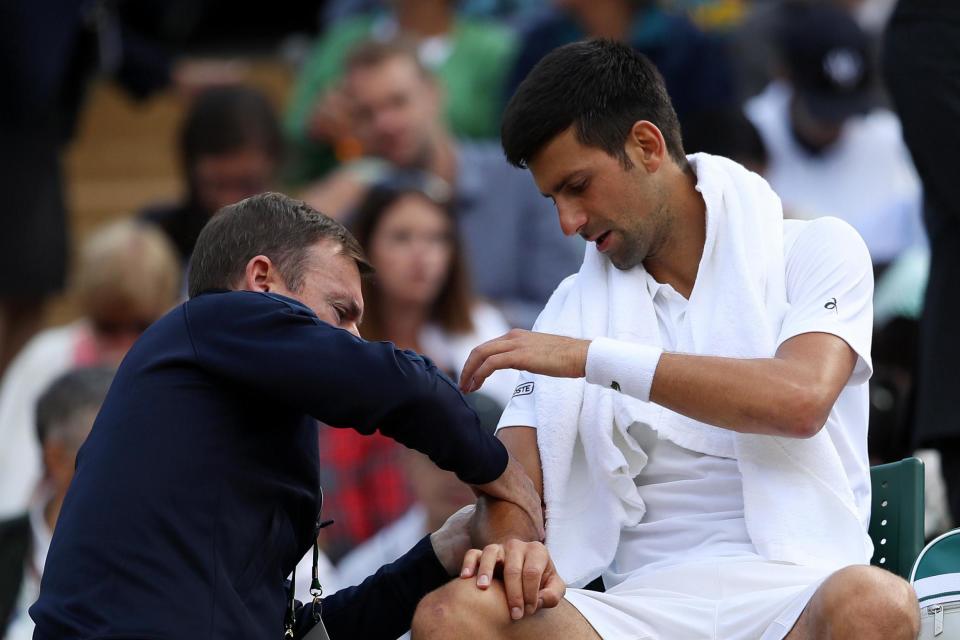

{"left": 0, "top": 0, "right": 951, "bottom": 635}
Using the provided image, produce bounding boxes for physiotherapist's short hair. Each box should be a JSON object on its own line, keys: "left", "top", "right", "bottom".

{"left": 187, "top": 192, "right": 372, "bottom": 298}
{"left": 501, "top": 39, "right": 686, "bottom": 169}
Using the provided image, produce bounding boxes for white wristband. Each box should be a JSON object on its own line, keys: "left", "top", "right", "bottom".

{"left": 585, "top": 337, "right": 663, "bottom": 402}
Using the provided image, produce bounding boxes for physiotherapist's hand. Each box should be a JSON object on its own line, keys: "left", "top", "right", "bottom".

{"left": 459, "top": 329, "right": 590, "bottom": 394}
{"left": 460, "top": 539, "right": 566, "bottom": 621}
{"left": 473, "top": 456, "right": 545, "bottom": 540}
{"left": 431, "top": 504, "right": 476, "bottom": 576}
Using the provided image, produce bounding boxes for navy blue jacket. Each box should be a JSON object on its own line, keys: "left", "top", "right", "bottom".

{"left": 31, "top": 291, "right": 508, "bottom": 639}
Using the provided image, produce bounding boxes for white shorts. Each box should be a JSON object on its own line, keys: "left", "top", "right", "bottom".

{"left": 563, "top": 559, "right": 830, "bottom": 640}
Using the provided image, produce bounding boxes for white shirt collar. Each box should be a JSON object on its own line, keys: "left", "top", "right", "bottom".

{"left": 642, "top": 270, "right": 687, "bottom": 304}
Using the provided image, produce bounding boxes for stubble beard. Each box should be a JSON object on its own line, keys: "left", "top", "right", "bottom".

{"left": 609, "top": 234, "right": 645, "bottom": 271}
{"left": 609, "top": 200, "right": 673, "bottom": 271}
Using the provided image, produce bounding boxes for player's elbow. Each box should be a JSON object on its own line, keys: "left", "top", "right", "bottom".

{"left": 778, "top": 384, "right": 832, "bottom": 438}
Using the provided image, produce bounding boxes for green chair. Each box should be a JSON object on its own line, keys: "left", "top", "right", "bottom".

{"left": 869, "top": 457, "right": 925, "bottom": 578}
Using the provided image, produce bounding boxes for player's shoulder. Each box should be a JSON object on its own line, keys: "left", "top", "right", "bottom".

{"left": 784, "top": 217, "right": 867, "bottom": 255}
{"left": 784, "top": 217, "right": 872, "bottom": 279}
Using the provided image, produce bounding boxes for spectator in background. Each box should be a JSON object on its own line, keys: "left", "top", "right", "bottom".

{"left": 731, "top": 0, "right": 896, "bottom": 103}
{"left": 745, "top": 0, "right": 923, "bottom": 270}
{"left": 0, "top": 0, "right": 240, "bottom": 377}
{"left": 140, "top": 85, "right": 284, "bottom": 267}
{"left": 0, "top": 0, "right": 174, "bottom": 376}
{"left": 883, "top": 0, "right": 960, "bottom": 526}
{"left": 350, "top": 180, "right": 516, "bottom": 406}
{"left": 319, "top": 179, "right": 517, "bottom": 559}
{"left": 680, "top": 107, "right": 816, "bottom": 220}
{"left": 0, "top": 221, "right": 180, "bottom": 521}
{"left": 1, "top": 367, "right": 114, "bottom": 638}
{"left": 284, "top": 0, "right": 517, "bottom": 182}
{"left": 503, "top": 0, "right": 735, "bottom": 128}
{"left": 303, "top": 40, "right": 582, "bottom": 328}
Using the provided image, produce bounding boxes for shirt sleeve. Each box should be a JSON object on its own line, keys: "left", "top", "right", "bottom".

{"left": 186, "top": 292, "right": 508, "bottom": 486}
{"left": 296, "top": 534, "right": 448, "bottom": 640}
{"left": 496, "top": 371, "right": 539, "bottom": 432}
{"left": 778, "top": 218, "right": 875, "bottom": 385}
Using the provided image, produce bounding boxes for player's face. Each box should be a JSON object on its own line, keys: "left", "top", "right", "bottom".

{"left": 528, "top": 127, "right": 672, "bottom": 271}
{"left": 285, "top": 241, "right": 366, "bottom": 338}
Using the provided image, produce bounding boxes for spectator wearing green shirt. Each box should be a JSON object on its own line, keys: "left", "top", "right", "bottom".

{"left": 284, "top": 0, "right": 517, "bottom": 183}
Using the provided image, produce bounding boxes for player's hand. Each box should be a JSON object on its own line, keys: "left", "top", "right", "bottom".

{"left": 460, "top": 539, "right": 566, "bottom": 620}
{"left": 459, "top": 329, "right": 590, "bottom": 394}
{"left": 472, "top": 456, "right": 545, "bottom": 540}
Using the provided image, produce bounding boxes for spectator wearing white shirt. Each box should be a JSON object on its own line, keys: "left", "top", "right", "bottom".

{"left": 745, "top": 1, "right": 924, "bottom": 268}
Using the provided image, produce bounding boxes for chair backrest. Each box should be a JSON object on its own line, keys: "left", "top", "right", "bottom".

{"left": 869, "top": 457, "right": 925, "bottom": 578}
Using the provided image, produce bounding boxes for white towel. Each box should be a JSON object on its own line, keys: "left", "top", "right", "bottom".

{"left": 532, "top": 153, "right": 872, "bottom": 587}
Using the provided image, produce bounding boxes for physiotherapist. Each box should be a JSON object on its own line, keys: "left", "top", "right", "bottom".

{"left": 30, "top": 192, "right": 553, "bottom": 639}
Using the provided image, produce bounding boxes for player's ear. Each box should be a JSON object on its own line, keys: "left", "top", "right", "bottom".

{"left": 624, "top": 120, "right": 666, "bottom": 173}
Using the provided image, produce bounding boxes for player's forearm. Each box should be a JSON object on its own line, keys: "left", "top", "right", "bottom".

{"left": 497, "top": 426, "right": 544, "bottom": 494}
{"left": 649, "top": 352, "right": 834, "bottom": 438}
{"left": 469, "top": 497, "right": 541, "bottom": 547}
{"left": 469, "top": 426, "right": 545, "bottom": 546}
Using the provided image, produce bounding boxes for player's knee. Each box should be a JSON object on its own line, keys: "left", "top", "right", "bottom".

{"left": 411, "top": 586, "right": 456, "bottom": 640}
{"left": 412, "top": 578, "right": 509, "bottom": 639}
{"left": 822, "top": 565, "right": 919, "bottom": 638}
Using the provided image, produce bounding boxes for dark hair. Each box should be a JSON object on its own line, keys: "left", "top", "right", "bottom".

{"left": 187, "top": 192, "right": 372, "bottom": 298}
{"left": 36, "top": 367, "right": 115, "bottom": 447}
{"left": 348, "top": 176, "right": 474, "bottom": 340}
{"left": 180, "top": 85, "right": 283, "bottom": 171}
{"left": 501, "top": 39, "right": 686, "bottom": 169}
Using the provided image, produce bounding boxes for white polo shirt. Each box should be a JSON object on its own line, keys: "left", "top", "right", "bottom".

{"left": 498, "top": 217, "right": 874, "bottom": 582}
